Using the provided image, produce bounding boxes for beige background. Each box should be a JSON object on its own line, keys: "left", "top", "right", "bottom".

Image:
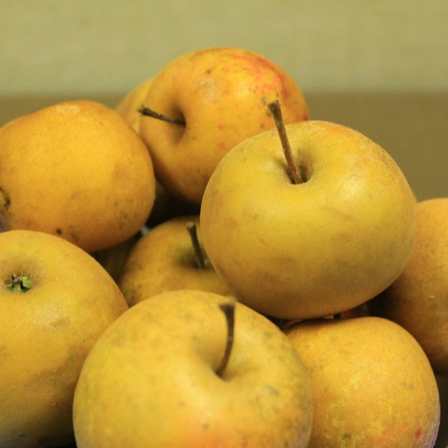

{"left": 1, "top": 1, "right": 448, "bottom": 95}
{"left": 1, "top": 3, "right": 448, "bottom": 445}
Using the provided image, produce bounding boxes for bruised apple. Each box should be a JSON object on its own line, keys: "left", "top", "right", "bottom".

{"left": 139, "top": 47, "right": 309, "bottom": 205}
{"left": 200, "top": 105, "right": 416, "bottom": 320}
{"left": 0, "top": 229, "right": 128, "bottom": 448}
{"left": 73, "top": 290, "right": 313, "bottom": 448}
{"left": 0, "top": 100, "right": 156, "bottom": 253}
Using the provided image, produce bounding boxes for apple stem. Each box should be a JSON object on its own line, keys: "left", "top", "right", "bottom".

{"left": 185, "top": 222, "right": 207, "bottom": 269}
{"left": 268, "top": 100, "right": 303, "bottom": 185}
{"left": 216, "top": 300, "right": 236, "bottom": 377}
{"left": 138, "top": 104, "right": 186, "bottom": 126}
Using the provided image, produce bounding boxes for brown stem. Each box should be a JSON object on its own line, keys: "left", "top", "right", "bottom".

{"left": 138, "top": 104, "right": 186, "bottom": 126}
{"left": 216, "top": 300, "right": 236, "bottom": 377}
{"left": 185, "top": 222, "right": 206, "bottom": 269}
{"left": 268, "top": 100, "right": 303, "bottom": 184}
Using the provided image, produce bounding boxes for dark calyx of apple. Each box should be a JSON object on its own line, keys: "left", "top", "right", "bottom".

{"left": 6, "top": 274, "right": 32, "bottom": 293}
{"left": 138, "top": 105, "right": 186, "bottom": 127}
{"left": 216, "top": 301, "right": 235, "bottom": 377}
{"left": 186, "top": 221, "right": 210, "bottom": 269}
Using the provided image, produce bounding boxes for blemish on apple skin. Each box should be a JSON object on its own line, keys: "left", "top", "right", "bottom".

{"left": 264, "top": 383, "right": 280, "bottom": 395}
{"left": 68, "top": 226, "right": 80, "bottom": 243}
{"left": 340, "top": 432, "right": 353, "bottom": 442}
{"left": 0, "top": 345, "right": 11, "bottom": 361}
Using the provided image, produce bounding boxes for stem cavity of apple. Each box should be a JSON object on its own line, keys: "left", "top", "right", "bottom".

{"left": 268, "top": 100, "right": 304, "bottom": 185}
{"left": 185, "top": 221, "right": 207, "bottom": 269}
{"left": 138, "top": 105, "right": 186, "bottom": 127}
{"left": 6, "top": 274, "right": 32, "bottom": 293}
{"left": 216, "top": 300, "right": 236, "bottom": 378}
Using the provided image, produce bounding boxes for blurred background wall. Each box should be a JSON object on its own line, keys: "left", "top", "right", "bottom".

{"left": 1, "top": 0, "right": 448, "bottom": 96}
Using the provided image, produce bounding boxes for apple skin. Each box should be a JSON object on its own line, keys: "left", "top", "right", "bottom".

{"left": 369, "top": 198, "right": 448, "bottom": 376}
{"left": 118, "top": 215, "right": 232, "bottom": 306}
{"left": 200, "top": 120, "right": 417, "bottom": 320}
{"left": 139, "top": 47, "right": 309, "bottom": 205}
{"left": 285, "top": 316, "right": 440, "bottom": 448}
{"left": 115, "top": 77, "right": 201, "bottom": 227}
{"left": 72, "top": 290, "right": 313, "bottom": 448}
{"left": 0, "top": 229, "right": 129, "bottom": 448}
{"left": 0, "top": 100, "right": 156, "bottom": 253}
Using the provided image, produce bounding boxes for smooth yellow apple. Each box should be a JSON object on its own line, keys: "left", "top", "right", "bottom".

{"left": 73, "top": 290, "right": 313, "bottom": 448}
{"left": 200, "top": 119, "right": 417, "bottom": 320}
{"left": 0, "top": 100, "right": 156, "bottom": 253}
{"left": 118, "top": 215, "right": 231, "bottom": 306}
{"left": 285, "top": 316, "right": 440, "bottom": 448}
{"left": 369, "top": 197, "right": 448, "bottom": 376}
{"left": 139, "top": 47, "right": 309, "bottom": 205}
{"left": 0, "top": 229, "right": 128, "bottom": 448}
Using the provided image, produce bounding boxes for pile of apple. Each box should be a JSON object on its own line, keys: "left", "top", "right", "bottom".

{"left": 0, "top": 47, "right": 446, "bottom": 448}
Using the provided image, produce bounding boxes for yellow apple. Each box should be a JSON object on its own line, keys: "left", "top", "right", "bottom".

{"left": 0, "top": 100, "right": 156, "bottom": 253}
{"left": 115, "top": 78, "right": 202, "bottom": 227}
{"left": 139, "top": 47, "right": 309, "bottom": 205}
{"left": 200, "top": 117, "right": 417, "bottom": 320}
{"left": 369, "top": 197, "right": 448, "bottom": 376}
{"left": 285, "top": 316, "right": 440, "bottom": 448}
{"left": 0, "top": 229, "right": 128, "bottom": 448}
{"left": 73, "top": 290, "right": 313, "bottom": 448}
{"left": 118, "top": 215, "right": 231, "bottom": 306}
